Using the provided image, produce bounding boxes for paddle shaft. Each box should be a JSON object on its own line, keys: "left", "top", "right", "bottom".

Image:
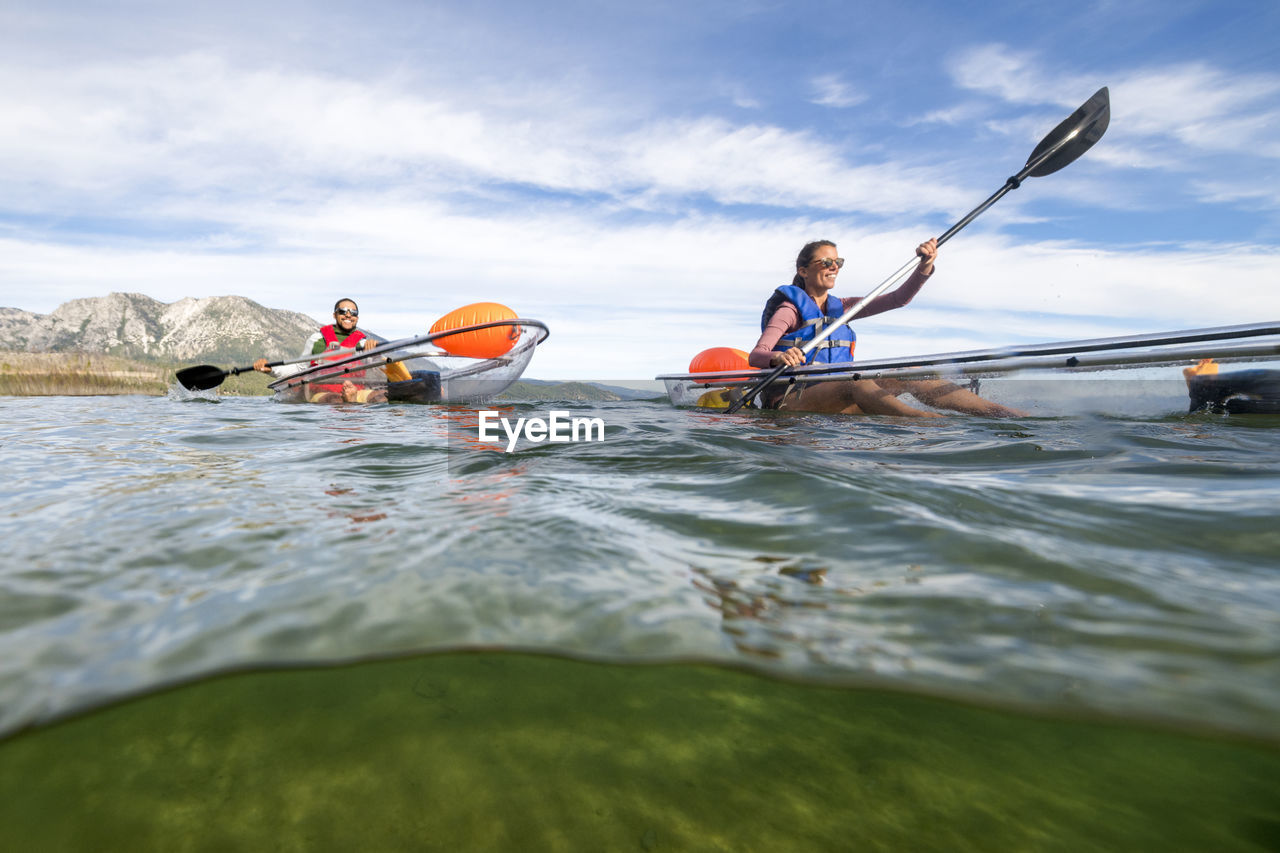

{"left": 752, "top": 322, "right": 1280, "bottom": 380}
{"left": 234, "top": 347, "right": 360, "bottom": 376}
{"left": 748, "top": 340, "right": 1280, "bottom": 384}
{"left": 176, "top": 346, "right": 362, "bottom": 391}
{"left": 727, "top": 93, "right": 1105, "bottom": 413}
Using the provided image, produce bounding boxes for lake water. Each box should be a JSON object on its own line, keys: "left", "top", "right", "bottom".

{"left": 2, "top": 392, "right": 1278, "bottom": 850}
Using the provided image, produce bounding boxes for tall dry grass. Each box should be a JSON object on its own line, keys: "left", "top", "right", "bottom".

{"left": 0, "top": 352, "right": 283, "bottom": 397}
{"left": 0, "top": 352, "right": 170, "bottom": 396}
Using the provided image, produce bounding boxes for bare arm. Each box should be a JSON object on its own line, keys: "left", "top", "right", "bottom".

{"left": 749, "top": 303, "right": 802, "bottom": 368}
{"left": 843, "top": 266, "right": 933, "bottom": 318}
{"left": 254, "top": 332, "right": 323, "bottom": 376}
{"left": 842, "top": 238, "right": 938, "bottom": 318}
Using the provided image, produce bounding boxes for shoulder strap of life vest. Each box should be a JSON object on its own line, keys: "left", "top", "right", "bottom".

{"left": 320, "top": 325, "right": 366, "bottom": 350}
{"left": 766, "top": 286, "right": 855, "bottom": 362}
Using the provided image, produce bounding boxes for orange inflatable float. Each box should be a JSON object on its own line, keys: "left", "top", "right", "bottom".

{"left": 688, "top": 347, "right": 754, "bottom": 374}
{"left": 687, "top": 347, "right": 754, "bottom": 409}
{"left": 430, "top": 302, "right": 521, "bottom": 358}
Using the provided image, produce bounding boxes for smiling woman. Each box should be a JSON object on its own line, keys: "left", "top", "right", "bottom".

{"left": 719, "top": 86, "right": 1111, "bottom": 414}
{"left": 745, "top": 237, "right": 1024, "bottom": 417}
{"left": 748, "top": 238, "right": 936, "bottom": 415}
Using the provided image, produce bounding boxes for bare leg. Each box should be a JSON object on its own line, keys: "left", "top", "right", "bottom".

{"left": 1183, "top": 359, "right": 1218, "bottom": 385}
{"left": 335, "top": 380, "right": 388, "bottom": 404}
{"left": 777, "top": 379, "right": 943, "bottom": 417}
{"left": 880, "top": 378, "right": 1026, "bottom": 417}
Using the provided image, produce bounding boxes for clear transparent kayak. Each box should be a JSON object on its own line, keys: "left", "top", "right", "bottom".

{"left": 269, "top": 319, "right": 550, "bottom": 404}
{"left": 656, "top": 322, "right": 1280, "bottom": 417}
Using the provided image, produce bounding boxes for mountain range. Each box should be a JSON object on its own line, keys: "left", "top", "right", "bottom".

{"left": 0, "top": 293, "right": 327, "bottom": 364}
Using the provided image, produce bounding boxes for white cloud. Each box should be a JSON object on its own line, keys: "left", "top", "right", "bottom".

{"left": 1113, "top": 65, "right": 1280, "bottom": 161}
{"left": 1188, "top": 179, "right": 1280, "bottom": 206}
{"left": 809, "top": 74, "right": 867, "bottom": 109}
{"left": 948, "top": 44, "right": 1280, "bottom": 161}
{"left": 908, "top": 101, "right": 988, "bottom": 127}
{"left": 0, "top": 52, "right": 978, "bottom": 223}
{"left": 948, "top": 44, "right": 1089, "bottom": 108}
{"left": 0, "top": 53, "right": 590, "bottom": 196}
{"left": 945, "top": 43, "right": 1280, "bottom": 217}
{"left": 712, "top": 77, "right": 763, "bottom": 110}
{"left": 620, "top": 119, "right": 971, "bottom": 214}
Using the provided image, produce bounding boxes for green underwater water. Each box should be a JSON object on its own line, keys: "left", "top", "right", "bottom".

{"left": 2, "top": 652, "right": 1277, "bottom": 852}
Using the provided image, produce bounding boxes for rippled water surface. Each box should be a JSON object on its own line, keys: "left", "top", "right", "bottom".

{"left": 2, "top": 393, "right": 1278, "bottom": 849}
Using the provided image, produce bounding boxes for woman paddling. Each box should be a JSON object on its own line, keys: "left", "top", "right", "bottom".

{"left": 748, "top": 239, "right": 1023, "bottom": 417}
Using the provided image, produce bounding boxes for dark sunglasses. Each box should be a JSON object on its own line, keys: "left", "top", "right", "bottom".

{"left": 808, "top": 257, "right": 845, "bottom": 270}
{"left": 335, "top": 308, "right": 359, "bottom": 317}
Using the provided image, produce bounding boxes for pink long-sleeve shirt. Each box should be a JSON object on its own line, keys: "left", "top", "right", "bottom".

{"left": 748, "top": 267, "right": 933, "bottom": 368}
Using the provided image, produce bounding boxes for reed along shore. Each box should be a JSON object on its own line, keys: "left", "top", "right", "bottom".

{"left": 0, "top": 351, "right": 270, "bottom": 396}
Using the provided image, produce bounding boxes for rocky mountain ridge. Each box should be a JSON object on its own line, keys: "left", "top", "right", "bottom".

{"left": 0, "top": 293, "right": 321, "bottom": 364}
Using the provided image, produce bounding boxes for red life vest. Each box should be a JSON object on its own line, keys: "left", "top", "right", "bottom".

{"left": 311, "top": 325, "right": 369, "bottom": 396}
{"left": 319, "top": 324, "right": 366, "bottom": 352}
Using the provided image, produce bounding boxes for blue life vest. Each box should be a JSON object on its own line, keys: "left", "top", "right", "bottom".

{"left": 760, "top": 285, "right": 855, "bottom": 364}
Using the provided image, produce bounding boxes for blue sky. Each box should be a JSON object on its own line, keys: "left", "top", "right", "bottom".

{"left": 1, "top": 0, "right": 1277, "bottom": 378}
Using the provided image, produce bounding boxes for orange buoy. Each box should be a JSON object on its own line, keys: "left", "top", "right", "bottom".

{"left": 688, "top": 347, "right": 753, "bottom": 373}
{"left": 430, "top": 302, "right": 520, "bottom": 358}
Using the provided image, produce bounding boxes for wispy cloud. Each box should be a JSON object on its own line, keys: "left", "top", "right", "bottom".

{"left": 0, "top": 52, "right": 975, "bottom": 224}
{"left": 712, "top": 77, "right": 763, "bottom": 110}
{"left": 907, "top": 101, "right": 989, "bottom": 127}
{"left": 949, "top": 43, "right": 1280, "bottom": 160}
{"left": 809, "top": 74, "right": 867, "bottom": 108}
{"left": 948, "top": 44, "right": 1088, "bottom": 107}
{"left": 946, "top": 43, "right": 1280, "bottom": 213}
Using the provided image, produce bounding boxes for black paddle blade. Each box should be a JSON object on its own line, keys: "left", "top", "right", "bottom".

{"left": 1025, "top": 86, "right": 1110, "bottom": 178}
{"left": 175, "top": 364, "right": 228, "bottom": 391}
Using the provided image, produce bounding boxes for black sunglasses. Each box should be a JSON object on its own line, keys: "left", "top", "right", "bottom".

{"left": 335, "top": 308, "right": 359, "bottom": 318}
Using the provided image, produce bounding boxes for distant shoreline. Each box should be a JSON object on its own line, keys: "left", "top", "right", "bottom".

{"left": 0, "top": 351, "right": 173, "bottom": 396}
{"left": 0, "top": 351, "right": 271, "bottom": 397}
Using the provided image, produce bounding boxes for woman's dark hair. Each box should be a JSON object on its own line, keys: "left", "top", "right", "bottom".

{"left": 792, "top": 240, "right": 837, "bottom": 286}
{"left": 333, "top": 298, "right": 358, "bottom": 313}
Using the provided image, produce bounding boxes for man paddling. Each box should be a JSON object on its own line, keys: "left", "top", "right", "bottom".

{"left": 254, "top": 298, "right": 386, "bottom": 403}
{"left": 749, "top": 239, "right": 1023, "bottom": 417}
